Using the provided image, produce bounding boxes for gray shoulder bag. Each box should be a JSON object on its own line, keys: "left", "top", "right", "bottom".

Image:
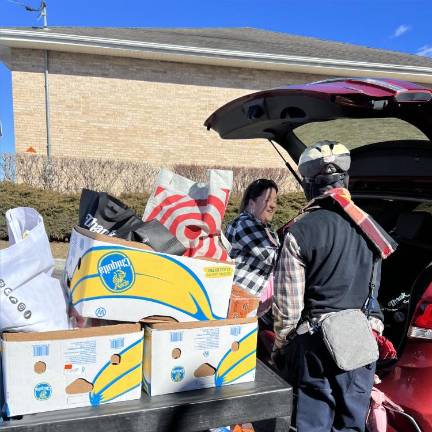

{"left": 319, "top": 257, "right": 380, "bottom": 371}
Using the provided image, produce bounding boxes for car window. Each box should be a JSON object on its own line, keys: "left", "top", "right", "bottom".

{"left": 293, "top": 117, "right": 427, "bottom": 149}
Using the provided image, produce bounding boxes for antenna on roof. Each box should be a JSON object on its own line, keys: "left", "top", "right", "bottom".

{"left": 8, "top": 0, "right": 48, "bottom": 28}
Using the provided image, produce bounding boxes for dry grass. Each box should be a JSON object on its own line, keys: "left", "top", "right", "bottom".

{"left": 48, "top": 242, "right": 69, "bottom": 259}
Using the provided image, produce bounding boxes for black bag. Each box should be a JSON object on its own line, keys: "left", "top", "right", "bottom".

{"left": 78, "top": 189, "right": 186, "bottom": 255}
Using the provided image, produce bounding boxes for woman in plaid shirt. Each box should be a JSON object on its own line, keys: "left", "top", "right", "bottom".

{"left": 225, "top": 179, "right": 280, "bottom": 312}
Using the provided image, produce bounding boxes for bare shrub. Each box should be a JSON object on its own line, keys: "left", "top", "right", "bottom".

{"left": 172, "top": 164, "right": 301, "bottom": 196}
{"left": 116, "top": 161, "right": 160, "bottom": 193}
{"left": 0, "top": 153, "right": 159, "bottom": 194}
{"left": 0, "top": 153, "right": 16, "bottom": 182}
{"left": 0, "top": 153, "right": 300, "bottom": 195}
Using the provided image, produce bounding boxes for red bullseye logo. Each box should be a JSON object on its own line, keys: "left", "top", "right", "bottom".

{"left": 184, "top": 225, "right": 201, "bottom": 240}
{"left": 144, "top": 187, "right": 230, "bottom": 260}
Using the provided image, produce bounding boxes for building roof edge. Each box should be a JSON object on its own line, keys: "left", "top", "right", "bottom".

{"left": 1, "top": 29, "right": 432, "bottom": 83}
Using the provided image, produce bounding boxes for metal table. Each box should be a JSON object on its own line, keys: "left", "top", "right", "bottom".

{"left": 1, "top": 360, "right": 292, "bottom": 432}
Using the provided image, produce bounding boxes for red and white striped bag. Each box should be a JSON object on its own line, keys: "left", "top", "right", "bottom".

{"left": 143, "top": 169, "right": 233, "bottom": 260}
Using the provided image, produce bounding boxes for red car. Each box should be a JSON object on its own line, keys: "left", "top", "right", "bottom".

{"left": 205, "top": 77, "right": 432, "bottom": 432}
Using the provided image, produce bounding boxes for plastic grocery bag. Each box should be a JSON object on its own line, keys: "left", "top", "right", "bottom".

{"left": 2, "top": 207, "right": 54, "bottom": 288}
{"left": 0, "top": 273, "right": 69, "bottom": 332}
{"left": 143, "top": 169, "right": 233, "bottom": 260}
{"left": 367, "top": 387, "right": 404, "bottom": 432}
{"left": 0, "top": 207, "right": 69, "bottom": 332}
{"left": 79, "top": 189, "right": 185, "bottom": 255}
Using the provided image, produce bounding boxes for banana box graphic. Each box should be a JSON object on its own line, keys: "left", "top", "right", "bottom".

{"left": 65, "top": 226, "right": 234, "bottom": 323}
{"left": 143, "top": 317, "right": 257, "bottom": 396}
{"left": 1, "top": 324, "right": 143, "bottom": 416}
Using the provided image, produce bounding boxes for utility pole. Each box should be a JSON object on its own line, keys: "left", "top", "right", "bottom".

{"left": 10, "top": 1, "right": 51, "bottom": 159}
{"left": 41, "top": 2, "right": 52, "bottom": 160}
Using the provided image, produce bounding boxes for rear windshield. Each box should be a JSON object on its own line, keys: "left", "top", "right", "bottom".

{"left": 293, "top": 117, "right": 427, "bottom": 149}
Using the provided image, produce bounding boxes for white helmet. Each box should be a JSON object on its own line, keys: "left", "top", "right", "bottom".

{"left": 299, "top": 140, "right": 350, "bottom": 180}
{"left": 298, "top": 141, "right": 350, "bottom": 199}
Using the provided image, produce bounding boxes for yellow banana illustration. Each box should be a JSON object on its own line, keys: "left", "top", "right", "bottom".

{"left": 70, "top": 246, "right": 225, "bottom": 320}
{"left": 214, "top": 326, "right": 258, "bottom": 387}
{"left": 142, "top": 330, "right": 152, "bottom": 395}
{"left": 90, "top": 337, "right": 143, "bottom": 406}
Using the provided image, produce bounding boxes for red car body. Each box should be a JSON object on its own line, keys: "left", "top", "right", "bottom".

{"left": 378, "top": 281, "right": 432, "bottom": 431}
{"left": 205, "top": 77, "right": 432, "bottom": 431}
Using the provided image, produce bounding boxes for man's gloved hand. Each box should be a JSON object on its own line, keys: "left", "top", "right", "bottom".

{"left": 372, "top": 330, "right": 397, "bottom": 360}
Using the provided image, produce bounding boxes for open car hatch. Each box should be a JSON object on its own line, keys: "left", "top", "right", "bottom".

{"left": 204, "top": 78, "right": 432, "bottom": 164}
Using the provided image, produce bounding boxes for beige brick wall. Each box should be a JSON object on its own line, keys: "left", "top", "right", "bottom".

{"left": 8, "top": 48, "right": 327, "bottom": 168}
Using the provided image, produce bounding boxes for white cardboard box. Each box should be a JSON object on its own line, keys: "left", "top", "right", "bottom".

{"left": 65, "top": 226, "right": 234, "bottom": 323}
{"left": 143, "top": 318, "right": 257, "bottom": 396}
{"left": 1, "top": 324, "right": 143, "bottom": 416}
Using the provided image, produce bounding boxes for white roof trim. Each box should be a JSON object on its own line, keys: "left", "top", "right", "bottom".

{"left": 1, "top": 29, "right": 432, "bottom": 83}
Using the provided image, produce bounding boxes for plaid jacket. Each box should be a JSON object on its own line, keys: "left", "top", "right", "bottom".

{"left": 225, "top": 212, "right": 279, "bottom": 295}
{"left": 273, "top": 232, "right": 306, "bottom": 349}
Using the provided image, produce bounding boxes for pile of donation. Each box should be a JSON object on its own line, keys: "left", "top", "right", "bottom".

{"left": 0, "top": 169, "right": 260, "bottom": 419}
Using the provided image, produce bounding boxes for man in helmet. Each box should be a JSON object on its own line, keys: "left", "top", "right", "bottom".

{"left": 272, "top": 141, "right": 397, "bottom": 431}
{"left": 298, "top": 140, "right": 351, "bottom": 200}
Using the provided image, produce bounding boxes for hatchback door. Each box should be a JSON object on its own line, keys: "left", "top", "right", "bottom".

{"left": 205, "top": 77, "right": 432, "bottom": 165}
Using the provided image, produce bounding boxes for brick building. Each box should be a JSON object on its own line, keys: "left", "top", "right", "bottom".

{"left": 1, "top": 27, "right": 432, "bottom": 168}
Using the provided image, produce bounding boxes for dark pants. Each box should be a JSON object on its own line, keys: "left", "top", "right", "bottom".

{"left": 285, "top": 332, "right": 375, "bottom": 432}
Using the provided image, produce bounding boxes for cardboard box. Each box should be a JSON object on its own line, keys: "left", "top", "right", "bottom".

{"left": 142, "top": 317, "right": 257, "bottom": 396}
{"left": 65, "top": 227, "right": 235, "bottom": 323}
{"left": 228, "top": 285, "right": 260, "bottom": 319}
{"left": 1, "top": 324, "right": 143, "bottom": 416}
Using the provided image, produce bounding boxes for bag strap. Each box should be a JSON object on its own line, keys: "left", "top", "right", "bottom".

{"left": 363, "top": 256, "right": 380, "bottom": 318}
{"left": 98, "top": 193, "right": 135, "bottom": 223}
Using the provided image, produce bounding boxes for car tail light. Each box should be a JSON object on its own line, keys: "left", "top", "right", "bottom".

{"left": 408, "top": 281, "right": 432, "bottom": 340}
{"left": 395, "top": 91, "right": 432, "bottom": 103}
{"left": 409, "top": 302, "right": 432, "bottom": 339}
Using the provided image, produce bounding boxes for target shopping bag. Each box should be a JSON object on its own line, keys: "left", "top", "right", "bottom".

{"left": 143, "top": 169, "right": 233, "bottom": 260}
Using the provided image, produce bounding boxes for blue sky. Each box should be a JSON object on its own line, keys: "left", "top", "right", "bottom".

{"left": 1, "top": 0, "right": 432, "bottom": 153}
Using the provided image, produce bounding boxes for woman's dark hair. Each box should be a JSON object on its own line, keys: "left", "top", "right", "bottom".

{"left": 239, "top": 178, "right": 278, "bottom": 213}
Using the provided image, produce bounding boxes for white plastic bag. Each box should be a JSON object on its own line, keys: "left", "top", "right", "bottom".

{"left": 0, "top": 273, "right": 69, "bottom": 332}
{"left": 0, "top": 207, "right": 69, "bottom": 332}
{"left": 3, "top": 207, "right": 54, "bottom": 288}
{"left": 143, "top": 169, "right": 233, "bottom": 260}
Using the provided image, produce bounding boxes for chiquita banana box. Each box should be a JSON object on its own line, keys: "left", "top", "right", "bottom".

{"left": 1, "top": 324, "right": 143, "bottom": 416}
{"left": 65, "top": 227, "right": 235, "bottom": 323}
{"left": 142, "top": 317, "right": 257, "bottom": 396}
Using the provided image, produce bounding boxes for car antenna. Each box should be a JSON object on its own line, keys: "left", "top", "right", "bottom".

{"left": 268, "top": 139, "right": 302, "bottom": 185}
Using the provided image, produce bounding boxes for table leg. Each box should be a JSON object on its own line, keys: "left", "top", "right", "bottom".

{"left": 253, "top": 416, "right": 292, "bottom": 432}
